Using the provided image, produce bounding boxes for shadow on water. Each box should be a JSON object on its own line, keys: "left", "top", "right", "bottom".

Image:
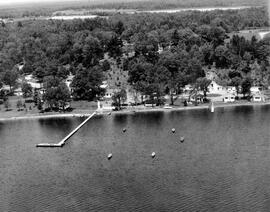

{"left": 0, "top": 121, "right": 4, "bottom": 132}
{"left": 169, "top": 108, "right": 214, "bottom": 123}
{"left": 258, "top": 104, "right": 270, "bottom": 113}
{"left": 232, "top": 105, "right": 255, "bottom": 114}
{"left": 38, "top": 117, "right": 75, "bottom": 131}
{"left": 113, "top": 113, "right": 128, "bottom": 125}
{"left": 130, "top": 111, "right": 165, "bottom": 126}
{"left": 36, "top": 117, "right": 86, "bottom": 141}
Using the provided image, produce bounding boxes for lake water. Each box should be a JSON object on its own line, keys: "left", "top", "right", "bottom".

{"left": 46, "top": 6, "right": 254, "bottom": 20}
{"left": 48, "top": 15, "right": 99, "bottom": 20}
{"left": 142, "top": 6, "right": 252, "bottom": 13}
{"left": 1, "top": 105, "right": 270, "bottom": 211}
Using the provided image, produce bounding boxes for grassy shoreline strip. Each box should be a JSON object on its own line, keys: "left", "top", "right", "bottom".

{"left": 0, "top": 101, "right": 270, "bottom": 122}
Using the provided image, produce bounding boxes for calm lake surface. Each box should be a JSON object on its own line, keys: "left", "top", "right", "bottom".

{"left": 1, "top": 105, "right": 270, "bottom": 211}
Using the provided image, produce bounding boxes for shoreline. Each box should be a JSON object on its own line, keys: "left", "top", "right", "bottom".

{"left": 0, "top": 113, "right": 95, "bottom": 122}
{"left": 1, "top": 101, "right": 270, "bottom": 122}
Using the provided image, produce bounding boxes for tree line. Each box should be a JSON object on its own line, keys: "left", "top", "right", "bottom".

{"left": 0, "top": 7, "right": 269, "bottom": 108}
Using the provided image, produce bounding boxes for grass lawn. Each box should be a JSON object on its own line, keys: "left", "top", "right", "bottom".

{"left": 70, "top": 100, "right": 98, "bottom": 110}
{"left": 0, "top": 96, "right": 39, "bottom": 118}
{"left": 0, "top": 96, "right": 98, "bottom": 119}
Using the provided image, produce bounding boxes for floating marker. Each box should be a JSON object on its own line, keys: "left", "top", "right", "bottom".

{"left": 108, "top": 112, "right": 111, "bottom": 115}
{"left": 123, "top": 128, "right": 127, "bottom": 133}
{"left": 180, "top": 137, "right": 185, "bottom": 143}
{"left": 151, "top": 152, "right": 156, "bottom": 158}
{"left": 108, "top": 153, "right": 112, "bottom": 160}
{"left": 172, "top": 128, "right": 176, "bottom": 133}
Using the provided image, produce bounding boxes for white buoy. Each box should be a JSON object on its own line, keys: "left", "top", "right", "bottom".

{"left": 180, "top": 137, "right": 185, "bottom": 143}
{"left": 172, "top": 128, "right": 176, "bottom": 133}
{"left": 123, "top": 128, "right": 127, "bottom": 133}
{"left": 107, "top": 153, "right": 112, "bottom": 160}
{"left": 108, "top": 112, "right": 111, "bottom": 115}
{"left": 151, "top": 152, "right": 156, "bottom": 158}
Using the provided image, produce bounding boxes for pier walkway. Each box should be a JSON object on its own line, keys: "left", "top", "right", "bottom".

{"left": 36, "top": 111, "right": 97, "bottom": 147}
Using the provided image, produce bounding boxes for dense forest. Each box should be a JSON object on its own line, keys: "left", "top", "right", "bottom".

{"left": 0, "top": 7, "right": 270, "bottom": 107}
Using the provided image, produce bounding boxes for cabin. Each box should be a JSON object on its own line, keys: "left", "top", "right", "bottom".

{"left": 208, "top": 81, "right": 224, "bottom": 94}
{"left": 223, "top": 95, "right": 235, "bottom": 103}
{"left": 190, "top": 94, "right": 205, "bottom": 103}
{"left": 250, "top": 86, "right": 261, "bottom": 95}
{"left": 104, "top": 88, "right": 114, "bottom": 99}
{"left": 184, "top": 84, "right": 193, "bottom": 93}
{"left": 252, "top": 95, "right": 263, "bottom": 102}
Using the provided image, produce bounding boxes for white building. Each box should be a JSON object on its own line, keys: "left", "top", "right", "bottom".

{"left": 184, "top": 84, "right": 193, "bottom": 92}
{"left": 65, "top": 73, "right": 74, "bottom": 91}
{"left": 250, "top": 86, "right": 261, "bottom": 95}
{"left": 252, "top": 95, "right": 263, "bottom": 102}
{"left": 226, "top": 86, "right": 236, "bottom": 94}
{"left": 223, "top": 95, "right": 235, "bottom": 103}
{"left": 23, "top": 74, "right": 42, "bottom": 89}
{"left": 104, "top": 88, "right": 115, "bottom": 99}
{"left": 208, "top": 81, "right": 225, "bottom": 94}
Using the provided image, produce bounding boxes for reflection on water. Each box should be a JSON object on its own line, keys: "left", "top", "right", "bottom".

{"left": 1, "top": 105, "right": 270, "bottom": 211}
{"left": 113, "top": 113, "right": 129, "bottom": 125}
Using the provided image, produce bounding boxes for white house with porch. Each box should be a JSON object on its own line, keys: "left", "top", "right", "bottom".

{"left": 208, "top": 81, "right": 225, "bottom": 94}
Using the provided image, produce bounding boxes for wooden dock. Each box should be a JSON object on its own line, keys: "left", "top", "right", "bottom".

{"left": 36, "top": 111, "right": 97, "bottom": 147}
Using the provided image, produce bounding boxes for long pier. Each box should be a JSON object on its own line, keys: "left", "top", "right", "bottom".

{"left": 36, "top": 111, "right": 97, "bottom": 147}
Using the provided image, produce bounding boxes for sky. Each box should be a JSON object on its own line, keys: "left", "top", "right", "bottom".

{"left": 0, "top": 0, "right": 141, "bottom": 6}
{"left": 0, "top": 0, "right": 83, "bottom": 5}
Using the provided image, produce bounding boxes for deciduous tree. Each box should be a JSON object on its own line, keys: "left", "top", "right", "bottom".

{"left": 112, "top": 89, "right": 127, "bottom": 110}
{"left": 22, "top": 82, "right": 33, "bottom": 98}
